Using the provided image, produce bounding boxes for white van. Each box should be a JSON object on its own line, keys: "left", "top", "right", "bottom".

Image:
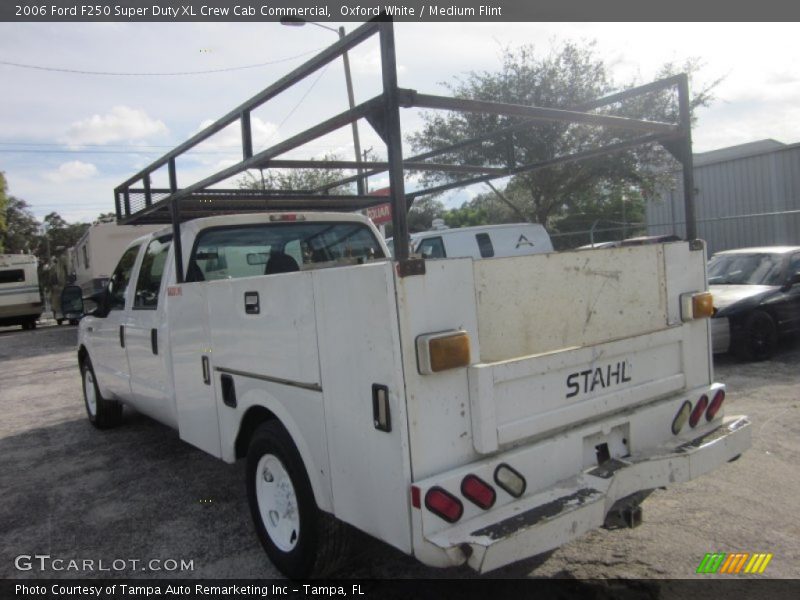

{"left": 414, "top": 223, "right": 553, "bottom": 260}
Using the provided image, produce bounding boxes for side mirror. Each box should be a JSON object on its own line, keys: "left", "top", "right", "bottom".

{"left": 780, "top": 271, "right": 800, "bottom": 292}
{"left": 60, "top": 285, "right": 84, "bottom": 319}
{"left": 86, "top": 289, "right": 108, "bottom": 318}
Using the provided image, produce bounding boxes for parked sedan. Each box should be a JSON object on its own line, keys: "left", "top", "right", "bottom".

{"left": 709, "top": 246, "right": 800, "bottom": 360}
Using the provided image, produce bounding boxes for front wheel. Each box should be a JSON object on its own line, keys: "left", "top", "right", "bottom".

{"left": 246, "top": 421, "right": 352, "bottom": 578}
{"left": 735, "top": 310, "right": 777, "bottom": 361}
{"left": 81, "top": 358, "right": 123, "bottom": 428}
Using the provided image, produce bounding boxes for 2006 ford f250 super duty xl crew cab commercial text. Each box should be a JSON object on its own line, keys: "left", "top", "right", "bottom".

{"left": 73, "top": 20, "right": 750, "bottom": 578}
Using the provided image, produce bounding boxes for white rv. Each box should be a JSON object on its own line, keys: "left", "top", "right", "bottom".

{"left": 0, "top": 254, "right": 43, "bottom": 329}
{"left": 71, "top": 219, "right": 163, "bottom": 298}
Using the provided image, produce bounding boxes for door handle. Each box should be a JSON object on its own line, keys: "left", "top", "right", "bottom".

{"left": 151, "top": 329, "right": 158, "bottom": 355}
{"left": 119, "top": 325, "right": 125, "bottom": 348}
{"left": 201, "top": 356, "right": 210, "bottom": 385}
{"left": 244, "top": 291, "right": 260, "bottom": 314}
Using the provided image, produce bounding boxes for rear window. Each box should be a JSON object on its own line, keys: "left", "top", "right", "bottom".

{"left": 0, "top": 269, "right": 25, "bottom": 284}
{"left": 187, "top": 221, "right": 385, "bottom": 282}
{"left": 476, "top": 233, "right": 495, "bottom": 258}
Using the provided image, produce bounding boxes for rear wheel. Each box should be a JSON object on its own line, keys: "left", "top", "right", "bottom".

{"left": 81, "top": 358, "right": 123, "bottom": 428}
{"left": 246, "top": 421, "right": 352, "bottom": 578}
{"left": 56, "top": 319, "right": 64, "bottom": 326}
{"left": 735, "top": 310, "right": 777, "bottom": 361}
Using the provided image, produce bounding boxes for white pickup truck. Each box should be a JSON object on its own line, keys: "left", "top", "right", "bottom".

{"left": 76, "top": 20, "right": 751, "bottom": 578}
{"left": 76, "top": 209, "right": 750, "bottom": 577}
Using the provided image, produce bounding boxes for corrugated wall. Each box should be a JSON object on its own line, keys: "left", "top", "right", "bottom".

{"left": 647, "top": 144, "right": 800, "bottom": 255}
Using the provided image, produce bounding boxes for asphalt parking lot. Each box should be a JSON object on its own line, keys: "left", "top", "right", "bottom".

{"left": 1, "top": 323, "right": 798, "bottom": 583}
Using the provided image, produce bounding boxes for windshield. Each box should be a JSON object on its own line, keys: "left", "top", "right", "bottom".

{"left": 708, "top": 253, "right": 784, "bottom": 286}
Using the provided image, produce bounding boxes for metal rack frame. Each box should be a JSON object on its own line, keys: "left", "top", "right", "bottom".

{"left": 114, "top": 18, "right": 696, "bottom": 282}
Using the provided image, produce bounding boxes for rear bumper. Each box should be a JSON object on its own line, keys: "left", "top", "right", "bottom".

{"left": 423, "top": 415, "right": 751, "bottom": 573}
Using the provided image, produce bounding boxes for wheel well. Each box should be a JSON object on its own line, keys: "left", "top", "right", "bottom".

{"left": 77, "top": 345, "right": 88, "bottom": 368}
{"left": 235, "top": 406, "right": 278, "bottom": 460}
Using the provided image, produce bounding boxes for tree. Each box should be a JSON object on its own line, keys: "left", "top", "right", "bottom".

{"left": 408, "top": 41, "right": 718, "bottom": 229}
{"left": 238, "top": 153, "right": 355, "bottom": 193}
{"left": 38, "top": 212, "right": 90, "bottom": 265}
{"left": 1, "top": 196, "right": 40, "bottom": 255}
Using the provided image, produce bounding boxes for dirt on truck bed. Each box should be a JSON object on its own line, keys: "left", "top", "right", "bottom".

{"left": 1, "top": 324, "right": 798, "bottom": 587}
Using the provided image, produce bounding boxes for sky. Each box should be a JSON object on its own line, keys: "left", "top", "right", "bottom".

{"left": 1, "top": 21, "right": 799, "bottom": 224}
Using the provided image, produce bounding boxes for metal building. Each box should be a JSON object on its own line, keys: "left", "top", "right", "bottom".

{"left": 646, "top": 139, "right": 800, "bottom": 255}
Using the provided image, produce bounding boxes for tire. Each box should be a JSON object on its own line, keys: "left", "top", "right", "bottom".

{"left": 57, "top": 319, "right": 64, "bottom": 326}
{"left": 81, "top": 357, "right": 124, "bottom": 429}
{"left": 735, "top": 310, "right": 777, "bottom": 361}
{"left": 246, "top": 421, "right": 352, "bottom": 579}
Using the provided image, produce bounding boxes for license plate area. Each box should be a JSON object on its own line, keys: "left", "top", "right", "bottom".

{"left": 582, "top": 423, "right": 630, "bottom": 469}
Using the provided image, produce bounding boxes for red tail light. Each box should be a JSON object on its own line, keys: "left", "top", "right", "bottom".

{"left": 689, "top": 395, "right": 709, "bottom": 428}
{"left": 706, "top": 389, "right": 725, "bottom": 421}
{"left": 411, "top": 485, "right": 421, "bottom": 509}
{"left": 424, "top": 487, "right": 463, "bottom": 523}
{"left": 461, "top": 475, "right": 496, "bottom": 510}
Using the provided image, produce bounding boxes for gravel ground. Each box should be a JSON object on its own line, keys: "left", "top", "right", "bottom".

{"left": 0, "top": 322, "right": 798, "bottom": 584}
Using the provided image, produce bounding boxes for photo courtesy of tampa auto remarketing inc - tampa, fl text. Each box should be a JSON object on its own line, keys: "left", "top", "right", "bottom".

{"left": 1, "top": 1, "right": 799, "bottom": 599}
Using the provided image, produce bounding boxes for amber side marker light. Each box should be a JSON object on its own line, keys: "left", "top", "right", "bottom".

{"left": 681, "top": 291, "right": 715, "bottom": 322}
{"left": 416, "top": 330, "right": 471, "bottom": 375}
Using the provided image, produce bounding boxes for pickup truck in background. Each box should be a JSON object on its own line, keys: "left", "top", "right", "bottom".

{"left": 74, "top": 20, "right": 751, "bottom": 579}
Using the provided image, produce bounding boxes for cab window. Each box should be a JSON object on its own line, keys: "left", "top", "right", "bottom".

{"left": 108, "top": 245, "right": 141, "bottom": 310}
{"left": 134, "top": 235, "right": 172, "bottom": 309}
{"left": 186, "top": 221, "right": 385, "bottom": 282}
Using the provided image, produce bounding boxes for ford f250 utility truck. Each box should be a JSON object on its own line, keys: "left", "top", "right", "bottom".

{"left": 74, "top": 20, "right": 750, "bottom": 578}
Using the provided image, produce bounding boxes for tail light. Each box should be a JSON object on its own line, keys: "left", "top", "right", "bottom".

{"left": 689, "top": 395, "right": 709, "bottom": 428}
{"left": 672, "top": 400, "right": 692, "bottom": 435}
{"left": 706, "top": 389, "right": 725, "bottom": 421}
{"left": 494, "top": 464, "right": 526, "bottom": 498}
{"left": 424, "top": 487, "right": 463, "bottom": 523}
{"left": 410, "top": 485, "right": 421, "bottom": 509}
{"left": 461, "top": 475, "right": 496, "bottom": 510}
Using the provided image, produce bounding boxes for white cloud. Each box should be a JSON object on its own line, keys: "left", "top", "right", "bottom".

{"left": 349, "top": 47, "right": 407, "bottom": 76}
{"left": 45, "top": 161, "right": 98, "bottom": 183}
{"left": 62, "top": 106, "right": 168, "bottom": 146}
{"left": 192, "top": 116, "right": 278, "bottom": 153}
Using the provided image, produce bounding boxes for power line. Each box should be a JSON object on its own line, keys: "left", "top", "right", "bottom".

{"left": 255, "top": 62, "right": 332, "bottom": 154}
{"left": 0, "top": 47, "right": 324, "bottom": 76}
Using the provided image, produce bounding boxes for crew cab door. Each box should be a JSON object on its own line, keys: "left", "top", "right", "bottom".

{"left": 125, "top": 234, "right": 177, "bottom": 428}
{"left": 90, "top": 243, "right": 141, "bottom": 401}
{"left": 166, "top": 266, "right": 221, "bottom": 458}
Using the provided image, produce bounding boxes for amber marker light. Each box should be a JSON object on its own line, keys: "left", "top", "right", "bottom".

{"left": 681, "top": 291, "right": 715, "bottom": 321}
{"left": 416, "top": 330, "right": 471, "bottom": 375}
